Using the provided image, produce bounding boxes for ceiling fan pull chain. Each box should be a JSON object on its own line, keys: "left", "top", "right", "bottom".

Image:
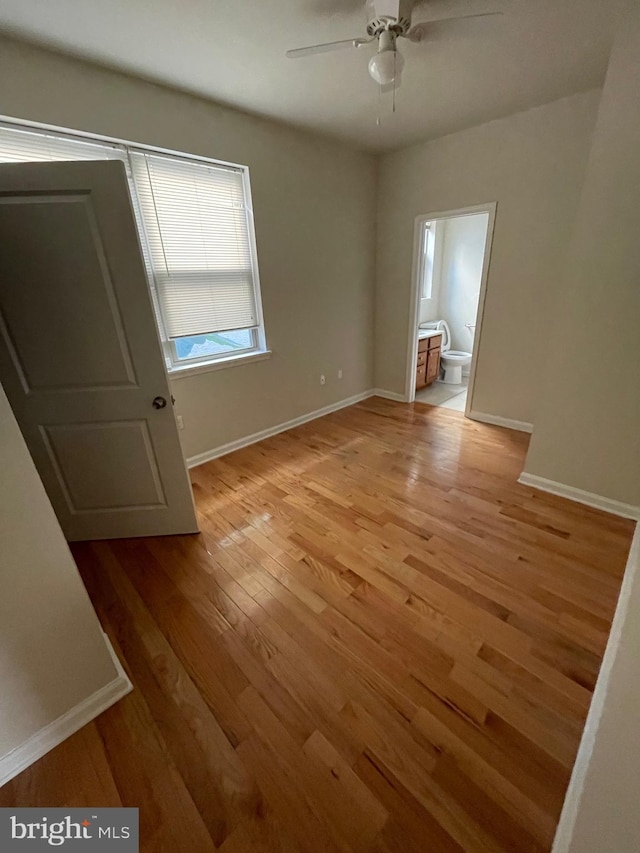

{"left": 377, "top": 82, "right": 381, "bottom": 126}
{"left": 392, "top": 52, "right": 397, "bottom": 113}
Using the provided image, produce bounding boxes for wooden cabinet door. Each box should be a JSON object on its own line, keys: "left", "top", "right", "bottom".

{"left": 426, "top": 348, "right": 440, "bottom": 385}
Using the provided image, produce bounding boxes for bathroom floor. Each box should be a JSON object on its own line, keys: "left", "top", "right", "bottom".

{"left": 415, "top": 377, "right": 468, "bottom": 411}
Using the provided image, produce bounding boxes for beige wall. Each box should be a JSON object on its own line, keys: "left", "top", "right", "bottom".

{"left": 0, "top": 382, "right": 118, "bottom": 762}
{"left": 524, "top": 8, "right": 640, "bottom": 508}
{"left": 375, "top": 89, "right": 601, "bottom": 422}
{"left": 0, "top": 36, "right": 377, "bottom": 460}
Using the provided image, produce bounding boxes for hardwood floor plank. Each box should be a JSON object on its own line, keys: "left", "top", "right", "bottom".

{"left": 354, "top": 750, "right": 464, "bottom": 853}
{"left": 412, "top": 704, "right": 555, "bottom": 846}
{"left": 96, "top": 681, "right": 215, "bottom": 852}
{"left": 301, "top": 730, "right": 388, "bottom": 851}
{"left": 3, "top": 400, "right": 633, "bottom": 852}
{"left": 236, "top": 688, "right": 343, "bottom": 852}
{"left": 100, "top": 541, "right": 254, "bottom": 746}
{"left": 0, "top": 724, "right": 121, "bottom": 809}
{"left": 85, "top": 542, "right": 261, "bottom": 846}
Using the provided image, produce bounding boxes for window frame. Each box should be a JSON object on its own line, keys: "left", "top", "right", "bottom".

{"left": 0, "top": 114, "right": 269, "bottom": 377}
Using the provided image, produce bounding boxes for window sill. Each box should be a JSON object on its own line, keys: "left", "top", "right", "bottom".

{"left": 168, "top": 349, "right": 271, "bottom": 380}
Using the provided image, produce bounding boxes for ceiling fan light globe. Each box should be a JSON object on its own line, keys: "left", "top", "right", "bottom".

{"left": 368, "top": 49, "right": 404, "bottom": 85}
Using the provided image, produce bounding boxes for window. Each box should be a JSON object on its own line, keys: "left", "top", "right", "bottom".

{"left": 174, "top": 329, "right": 254, "bottom": 362}
{"left": 0, "top": 120, "right": 267, "bottom": 374}
{"left": 420, "top": 221, "right": 436, "bottom": 300}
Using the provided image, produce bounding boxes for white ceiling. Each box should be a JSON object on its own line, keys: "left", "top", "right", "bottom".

{"left": 0, "top": 0, "right": 627, "bottom": 151}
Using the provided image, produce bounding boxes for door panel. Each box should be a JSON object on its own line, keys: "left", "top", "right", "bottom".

{"left": 0, "top": 160, "right": 198, "bottom": 540}
{"left": 41, "top": 421, "right": 166, "bottom": 512}
{"left": 0, "top": 195, "right": 137, "bottom": 391}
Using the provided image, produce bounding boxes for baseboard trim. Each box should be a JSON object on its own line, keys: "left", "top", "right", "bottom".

{"left": 187, "top": 390, "right": 376, "bottom": 469}
{"left": 0, "top": 635, "right": 132, "bottom": 788}
{"left": 468, "top": 410, "right": 533, "bottom": 434}
{"left": 518, "top": 472, "right": 640, "bottom": 520}
{"left": 372, "top": 388, "right": 408, "bottom": 403}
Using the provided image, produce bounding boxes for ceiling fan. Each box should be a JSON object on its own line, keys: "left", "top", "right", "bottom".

{"left": 286, "top": 0, "right": 502, "bottom": 91}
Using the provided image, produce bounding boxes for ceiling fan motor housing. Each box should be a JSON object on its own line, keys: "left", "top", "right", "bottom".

{"left": 366, "top": 0, "right": 413, "bottom": 36}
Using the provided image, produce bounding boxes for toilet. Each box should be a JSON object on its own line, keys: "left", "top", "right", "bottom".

{"left": 420, "top": 320, "right": 472, "bottom": 385}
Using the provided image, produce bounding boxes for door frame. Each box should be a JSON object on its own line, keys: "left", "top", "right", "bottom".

{"left": 404, "top": 201, "right": 497, "bottom": 415}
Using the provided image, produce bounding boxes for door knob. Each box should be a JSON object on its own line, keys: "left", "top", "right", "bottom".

{"left": 153, "top": 396, "right": 167, "bottom": 409}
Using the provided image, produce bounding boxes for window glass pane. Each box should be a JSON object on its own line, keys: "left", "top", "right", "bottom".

{"left": 174, "top": 328, "right": 253, "bottom": 361}
{"left": 422, "top": 222, "right": 436, "bottom": 299}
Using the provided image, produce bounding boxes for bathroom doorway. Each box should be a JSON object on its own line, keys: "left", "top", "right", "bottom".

{"left": 405, "top": 203, "right": 496, "bottom": 414}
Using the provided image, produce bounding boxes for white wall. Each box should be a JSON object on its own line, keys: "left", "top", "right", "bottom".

{"left": 0, "top": 382, "right": 124, "bottom": 778}
{"left": 375, "top": 89, "right": 601, "bottom": 420}
{"left": 437, "top": 213, "right": 488, "bottom": 353}
{"left": 0, "top": 36, "right": 377, "bottom": 462}
{"left": 523, "top": 6, "right": 640, "bottom": 510}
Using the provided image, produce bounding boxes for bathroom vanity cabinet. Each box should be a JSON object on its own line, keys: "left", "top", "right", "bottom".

{"left": 416, "top": 334, "right": 442, "bottom": 390}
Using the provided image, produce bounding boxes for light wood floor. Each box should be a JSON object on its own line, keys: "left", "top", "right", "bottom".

{"left": 2, "top": 398, "right": 634, "bottom": 852}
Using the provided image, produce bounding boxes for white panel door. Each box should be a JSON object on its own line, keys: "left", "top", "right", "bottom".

{"left": 0, "top": 159, "right": 199, "bottom": 541}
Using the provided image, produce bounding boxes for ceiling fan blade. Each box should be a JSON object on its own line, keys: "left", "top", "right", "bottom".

{"left": 404, "top": 11, "right": 503, "bottom": 42}
{"left": 429, "top": 10, "right": 504, "bottom": 22}
{"left": 286, "top": 37, "right": 373, "bottom": 59}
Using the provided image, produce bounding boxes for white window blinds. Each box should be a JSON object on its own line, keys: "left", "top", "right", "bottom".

{"left": 0, "top": 121, "right": 262, "bottom": 352}
{"left": 0, "top": 122, "right": 126, "bottom": 165}
{"left": 129, "top": 151, "right": 258, "bottom": 339}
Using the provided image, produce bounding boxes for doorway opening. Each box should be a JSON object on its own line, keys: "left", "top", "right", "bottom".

{"left": 406, "top": 203, "right": 496, "bottom": 414}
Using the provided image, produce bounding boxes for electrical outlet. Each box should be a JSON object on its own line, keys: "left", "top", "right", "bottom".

{"left": 338, "top": 369, "right": 343, "bottom": 380}
{"left": 176, "top": 414, "right": 184, "bottom": 430}
{"left": 320, "top": 374, "right": 326, "bottom": 386}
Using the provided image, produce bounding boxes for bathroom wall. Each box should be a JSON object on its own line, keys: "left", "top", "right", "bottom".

{"left": 437, "top": 212, "right": 489, "bottom": 353}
